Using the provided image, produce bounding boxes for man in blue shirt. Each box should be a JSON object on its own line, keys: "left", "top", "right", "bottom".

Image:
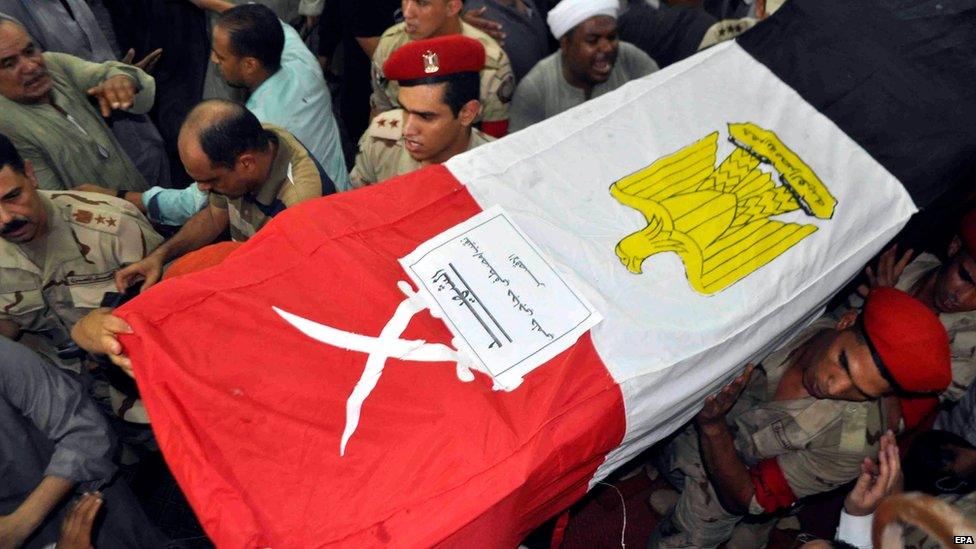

{"left": 82, "top": 2, "right": 349, "bottom": 226}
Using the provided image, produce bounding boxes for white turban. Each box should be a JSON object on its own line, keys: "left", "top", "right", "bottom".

{"left": 546, "top": 0, "right": 619, "bottom": 40}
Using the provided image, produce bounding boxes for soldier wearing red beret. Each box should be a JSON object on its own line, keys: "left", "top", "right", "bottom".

{"left": 369, "top": 0, "right": 515, "bottom": 139}
{"left": 649, "top": 287, "right": 952, "bottom": 548}
{"left": 350, "top": 35, "right": 496, "bottom": 188}
{"left": 840, "top": 209, "right": 976, "bottom": 409}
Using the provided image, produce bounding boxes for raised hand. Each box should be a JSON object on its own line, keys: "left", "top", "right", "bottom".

{"left": 844, "top": 430, "right": 902, "bottom": 516}
{"left": 858, "top": 245, "right": 914, "bottom": 297}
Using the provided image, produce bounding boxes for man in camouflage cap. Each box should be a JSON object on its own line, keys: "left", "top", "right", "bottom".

{"left": 351, "top": 35, "right": 495, "bottom": 188}
{"left": 0, "top": 131, "right": 163, "bottom": 422}
{"left": 649, "top": 287, "right": 952, "bottom": 548}
{"left": 370, "top": 0, "right": 514, "bottom": 138}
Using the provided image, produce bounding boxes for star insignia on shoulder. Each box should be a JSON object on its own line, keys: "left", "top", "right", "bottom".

{"left": 95, "top": 215, "right": 105, "bottom": 225}
{"left": 389, "top": 120, "right": 399, "bottom": 128}
{"left": 106, "top": 218, "right": 117, "bottom": 227}
{"left": 377, "top": 119, "right": 387, "bottom": 127}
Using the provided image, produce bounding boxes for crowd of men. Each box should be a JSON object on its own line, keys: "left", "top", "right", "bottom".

{"left": 0, "top": 0, "right": 972, "bottom": 547}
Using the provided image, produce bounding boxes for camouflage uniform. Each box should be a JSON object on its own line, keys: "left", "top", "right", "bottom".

{"left": 349, "top": 109, "right": 495, "bottom": 188}
{"left": 210, "top": 125, "right": 332, "bottom": 242}
{"left": 653, "top": 317, "right": 890, "bottom": 548}
{"left": 834, "top": 253, "right": 976, "bottom": 402}
{"left": 370, "top": 22, "right": 515, "bottom": 127}
{"left": 0, "top": 191, "right": 163, "bottom": 422}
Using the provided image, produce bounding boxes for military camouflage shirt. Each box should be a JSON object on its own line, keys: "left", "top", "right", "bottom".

{"left": 370, "top": 22, "right": 515, "bottom": 126}
{"left": 671, "top": 317, "right": 889, "bottom": 514}
{"left": 0, "top": 191, "right": 163, "bottom": 362}
{"left": 349, "top": 109, "right": 495, "bottom": 188}
{"left": 209, "top": 125, "right": 333, "bottom": 242}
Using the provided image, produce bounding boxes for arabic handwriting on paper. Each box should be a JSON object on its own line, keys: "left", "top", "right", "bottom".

{"left": 401, "top": 207, "right": 603, "bottom": 388}
{"left": 462, "top": 237, "right": 511, "bottom": 286}
{"left": 530, "top": 319, "right": 555, "bottom": 340}
{"left": 505, "top": 289, "right": 535, "bottom": 317}
{"left": 508, "top": 254, "right": 545, "bottom": 287}
{"left": 430, "top": 264, "right": 512, "bottom": 350}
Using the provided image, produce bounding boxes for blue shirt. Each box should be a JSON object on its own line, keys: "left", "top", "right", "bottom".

{"left": 140, "top": 21, "right": 350, "bottom": 226}
{"left": 247, "top": 22, "right": 349, "bottom": 191}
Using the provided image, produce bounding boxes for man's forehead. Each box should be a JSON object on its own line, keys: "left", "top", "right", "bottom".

{"left": 0, "top": 21, "right": 32, "bottom": 54}
{"left": 573, "top": 16, "right": 617, "bottom": 38}
{"left": 0, "top": 166, "right": 28, "bottom": 194}
{"left": 398, "top": 83, "right": 449, "bottom": 113}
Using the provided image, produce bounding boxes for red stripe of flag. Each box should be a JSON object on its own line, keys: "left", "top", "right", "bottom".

{"left": 118, "top": 165, "right": 625, "bottom": 547}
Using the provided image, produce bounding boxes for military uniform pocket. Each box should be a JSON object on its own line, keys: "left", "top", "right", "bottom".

{"left": 0, "top": 287, "right": 45, "bottom": 328}
{"left": 66, "top": 271, "right": 117, "bottom": 309}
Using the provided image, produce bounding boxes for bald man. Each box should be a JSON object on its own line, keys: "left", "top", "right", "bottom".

{"left": 114, "top": 99, "right": 334, "bottom": 293}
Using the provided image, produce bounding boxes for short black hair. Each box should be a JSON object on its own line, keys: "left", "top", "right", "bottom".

{"left": 0, "top": 133, "right": 25, "bottom": 174}
{"left": 399, "top": 71, "right": 480, "bottom": 117}
{"left": 188, "top": 100, "right": 276, "bottom": 170}
{"left": 216, "top": 4, "right": 284, "bottom": 73}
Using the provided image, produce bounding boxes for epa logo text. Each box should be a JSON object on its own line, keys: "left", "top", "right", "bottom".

{"left": 955, "top": 535, "right": 975, "bottom": 544}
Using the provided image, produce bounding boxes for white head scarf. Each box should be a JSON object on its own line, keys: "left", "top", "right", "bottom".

{"left": 547, "top": 0, "right": 620, "bottom": 40}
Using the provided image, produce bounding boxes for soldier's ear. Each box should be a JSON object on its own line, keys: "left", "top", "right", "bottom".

{"left": 23, "top": 160, "right": 37, "bottom": 189}
{"left": 458, "top": 100, "right": 481, "bottom": 127}
{"left": 949, "top": 235, "right": 962, "bottom": 257}
{"left": 836, "top": 309, "right": 858, "bottom": 330}
{"left": 446, "top": 0, "right": 462, "bottom": 18}
{"left": 236, "top": 152, "right": 255, "bottom": 171}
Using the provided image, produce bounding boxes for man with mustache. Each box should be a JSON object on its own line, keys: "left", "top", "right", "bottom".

{"left": 509, "top": 0, "right": 658, "bottom": 132}
{"left": 350, "top": 35, "right": 495, "bottom": 187}
{"left": 0, "top": 130, "right": 163, "bottom": 421}
{"left": 648, "top": 288, "right": 952, "bottom": 548}
{"left": 370, "top": 0, "right": 515, "bottom": 138}
{"left": 0, "top": 14, "right": 157, "bottom": 193}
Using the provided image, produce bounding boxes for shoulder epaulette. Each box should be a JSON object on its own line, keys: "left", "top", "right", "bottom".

{"left": 368, "top": 109, "right": 405, "bottom": 141}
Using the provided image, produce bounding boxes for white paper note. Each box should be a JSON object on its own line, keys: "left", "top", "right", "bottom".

{"left": 400, "top": 206, "right": 603, "bottom": 389}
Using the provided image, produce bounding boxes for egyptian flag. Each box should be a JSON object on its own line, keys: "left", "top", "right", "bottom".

{"left": 117, "top": 1, "right": 976, "bottom": 546}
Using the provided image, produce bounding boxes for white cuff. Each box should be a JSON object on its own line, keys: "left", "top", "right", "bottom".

{"left": 836, "top": 509, "right": 874, "bottom": 549}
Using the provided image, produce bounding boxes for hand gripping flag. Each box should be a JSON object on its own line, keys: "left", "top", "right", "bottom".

{"left": 117, "top": 0, "right": 976, "bottom": 545}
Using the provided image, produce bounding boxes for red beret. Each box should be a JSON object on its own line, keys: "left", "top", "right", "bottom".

{"left": 959, "top": 209, "right": 976, "bottom": 257}
{"left": 863, "top": 287, "right": 951, "bottom": 394}
{"left": 383, "top": 35, "right": 486, "bottom": 82}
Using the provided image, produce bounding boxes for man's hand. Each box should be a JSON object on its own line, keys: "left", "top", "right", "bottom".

{"left": 87, "top": 75, "right": 139, "bottom": 118}
{"left": 462, "top": 7, "right": 505, "bottom": 44}
{"left": 0, "top": 514, "right": 30, "bottom": 548}
{"left": 122, "top": 48, "right": 164, "bottom": 74}
{"left": 858, "top": 245, "right": 914, "bottom": 297}
{"left": 115, "top": 253, "right": 164, "bottom": 293}
{"left": 696, "top": 364, "right": 755, "bottom": 429}
{"left": 844, "top": 430, "right": 902, "bottom": 516}
{"left": 71, "top": 308, "right": 134, "bottom": 375}
{"left": 57, "top": 493, "right": 103, "bottom": 549}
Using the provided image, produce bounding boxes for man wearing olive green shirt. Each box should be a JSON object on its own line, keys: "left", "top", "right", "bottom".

{"left": 0, "top": 15, "right": 156, "bottom": 192}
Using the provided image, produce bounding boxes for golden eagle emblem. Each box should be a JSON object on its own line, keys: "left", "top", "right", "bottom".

{"left": 611, "top": 122, "right": 837, "bottom": 294}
